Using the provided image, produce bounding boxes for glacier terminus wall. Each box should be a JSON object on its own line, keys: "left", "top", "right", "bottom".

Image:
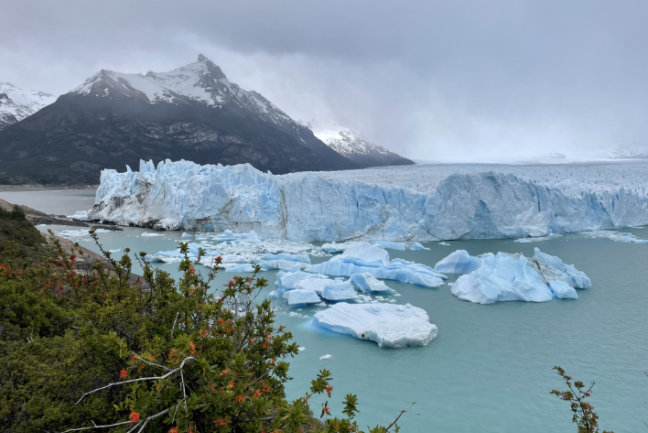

{"left": 87, "top": 160, "right": 648, "bottom": 242}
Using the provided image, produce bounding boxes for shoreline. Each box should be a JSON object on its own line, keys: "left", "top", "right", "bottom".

{"left": 0, "top": 184, "right": 97, "bottom": 192}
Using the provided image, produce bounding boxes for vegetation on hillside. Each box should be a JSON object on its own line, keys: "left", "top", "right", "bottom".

{"left": 0, "top": 209, "right": 397, "bottom": 433}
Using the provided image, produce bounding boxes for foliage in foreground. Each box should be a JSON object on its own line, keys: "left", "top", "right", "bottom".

{"left": 0, "top": 221, "right": 399, "bottom": 433}
{"left": 551, "top": 366, "right": 614, "bottom": 433}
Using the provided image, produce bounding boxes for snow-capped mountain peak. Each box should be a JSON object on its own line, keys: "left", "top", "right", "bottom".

{"left": 0, "top": 82, "right": 55, "bottom": 129}
{"left": 71, "top": 55, "right": 292, "bottom": 125}
{"left": 315, "top": 128, "right": 414, "bottom": 167}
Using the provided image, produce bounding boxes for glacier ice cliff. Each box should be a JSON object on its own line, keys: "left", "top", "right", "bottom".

{"left": 88, "top": 159, "right": 648, "bottom": 242}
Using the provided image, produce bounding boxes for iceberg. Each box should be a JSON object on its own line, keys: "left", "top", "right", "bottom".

{"left": 286, "top": 289, "right": 322, "bottom": 306}
{"left": 87, "top": 159, "right": 648, "bottom": 242}
{"left": 532, "top": 247, "right": 591, "bottom": 289}
{"left": 451, "top": 253, "right": 553, "bottom": 304}
{"left": 548, "top": 280, "right": 578, "bottom": 299}
{"left": 305, "top": 244, "right": 445, "bottom": 288}
{"left": 350, "top": 273, "right": 393, "bottom": 294}
{"left": 320, "top": 281, "right": 358, "bottom": 302}
{"left": 451, "top": 250, "right": 590, "bottom": 304}
{"left": 313, "top": 302, "right": 438, "bottom": 348}
{"left": 434, "top": 250, "right": 480, "bottom": 274}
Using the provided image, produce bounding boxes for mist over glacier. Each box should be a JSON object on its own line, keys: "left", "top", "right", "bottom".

{"left": 87, "top": 160, "right": 648, "bottom": 242}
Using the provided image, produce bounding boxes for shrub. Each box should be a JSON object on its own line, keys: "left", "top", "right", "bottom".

{"left": 0, "top": 225, "right": 400, "bottom": 433}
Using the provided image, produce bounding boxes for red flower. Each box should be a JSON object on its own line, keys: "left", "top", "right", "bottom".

{"left": 119, "top": 369, "right": 128, "bottom": 379}
{"left": 129, "top": 411, "right": 140, "bottom": 423}
{"left": 214, "top": 418, "right": 230, "bottom": 426}
{"left": 168, "top": 428, "right": 178, "bottom": 433}
{"left": 320, "top": 402, "right": 331, "bottom": 417}
{"left": 326, "top": 384, "right": 333, "bottom": 397}
{"left": 253, "top": 389, "right": 262, "bottom": 398}
{"left": 234, "top": 395, "right": 245, "bottom": 403}
{"left": 215, "top": 256, "right": 223, "bottom": 263}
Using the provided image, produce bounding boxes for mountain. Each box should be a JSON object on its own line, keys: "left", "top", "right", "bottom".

{"left": 0, "top": 55, "right": 357, "bottom": 185}
{"left": 315, "top": 129, "right": 414, "bottom": 168}
{"left": 0, "top": 82, "right": 54, "bottom": 130}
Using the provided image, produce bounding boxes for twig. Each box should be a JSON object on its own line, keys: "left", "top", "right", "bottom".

{"left": 58, "top": 419, "right": 133, "bottom": 432}
{"left": 131, "top": 354, "right": 172, "bottom": 372}
{"left": 385, "top": 409, "right": 407, "bottom": 432}
{"left": 76, "top": 356, "right": 196, "bottom": 404}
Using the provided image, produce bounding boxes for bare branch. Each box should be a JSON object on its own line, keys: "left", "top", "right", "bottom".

{"left": 385, "top": 409, "right": 407, "bottom": 432}
{"left": 76, "top": 356, "right": 196, "bottom": 405}
{"left": 57, "top": 419, "right": 133, "bottom": 432}
{"left": 131, "top": 354, "right": 172, "bottom": 372}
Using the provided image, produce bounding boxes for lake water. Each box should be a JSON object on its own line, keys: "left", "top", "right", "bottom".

{"left": 1, "top": 189, "right": 646, "bottom": 433}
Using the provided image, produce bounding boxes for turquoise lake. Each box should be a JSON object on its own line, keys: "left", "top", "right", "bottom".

{"left": 1, "top": 189, "right": 646, "bottom": 433}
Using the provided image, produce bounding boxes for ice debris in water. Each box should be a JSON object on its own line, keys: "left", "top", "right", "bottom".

{"left": 582, "top": 230, "right": 648, "bottom": 244}
{"left": 449, "top": 248, "right": 590, "bottom": 304}
{"left": 313, "top": 302, "right": 438, "bottom": 348}
{"left": 305, "top": 243, "right": 445, "bottom": 288}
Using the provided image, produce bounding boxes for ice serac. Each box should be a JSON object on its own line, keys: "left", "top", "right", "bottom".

{"left": 313, "top": 302, "right": 438, "bottom": 348}
{"left": 88, "top": 160, "right": 648, "bottom": 242}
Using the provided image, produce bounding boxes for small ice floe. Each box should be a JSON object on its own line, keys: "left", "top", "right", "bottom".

{"left": 350, "top": 273, "right": 393, "bottom": 294}
{"left": 140, "top": 232, "right": 163, "bottom": 237}
{"left": 371, "top": 240, "right": 429, "bottom": 251}
{"left": 320, "top": 281, "right": 358, "bottom": 302}
{"left": 582, "top": 230, "right": 648, "bottom": 244}
{"left": 313, "top": 302, "right": 438, "bottom": 348}
{"left": 319, "top": 354, "right": 333, "bottom": 360}
{"left": 298, "top": 346, "right": 306, "bottom": 352}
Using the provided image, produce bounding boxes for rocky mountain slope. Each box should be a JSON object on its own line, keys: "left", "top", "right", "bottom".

{"left": 0, "top": 82, "right": 54, "bottom": 130}
{"left": 0, "top": 55, "right": 357, "bottom": 184}
{"left": 316, "top": 129, "right": 414, "bottom": 167}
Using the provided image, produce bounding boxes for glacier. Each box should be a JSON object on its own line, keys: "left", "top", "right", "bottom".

{"left": 313, "top": 302, "right": 438, "bottom": 348}
{"left": 87, "top": 159, "right": 648, "bottom": 242}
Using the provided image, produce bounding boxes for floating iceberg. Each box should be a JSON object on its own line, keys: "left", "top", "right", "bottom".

{"left": 286, "top": 289, "right": 322, "bottom": 306}
{"left": 321, "top": 281, "right": 358, "bottom": 302}
{"left": 305, "top": 243, "right": 445, "bottom": 288}
{"left": 87, "top": 159, "right": 648, "bottom": 242}
{"left": 451, "top": 250, "right": 590, "bottom": 304}
{"left": 434, "top": 250, "right": 480, "bottom": 274}
{"left": 532, "top": 247, "right": 591, "bottom": 289}
{"left": 313, "top": 302, "right": 438, "bottom": 348}
{"left": 548, "top": 280, "right": 578, "bottom": 299}
{"left": 371, "top": 240, "right": 429, "bottom": 251}
{"left": 350, "top": 273, "right": 393, "bottom": 294}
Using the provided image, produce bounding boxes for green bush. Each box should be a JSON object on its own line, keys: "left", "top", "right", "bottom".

{"left": 0, "top": 226, "right": 399, "bottom": 433}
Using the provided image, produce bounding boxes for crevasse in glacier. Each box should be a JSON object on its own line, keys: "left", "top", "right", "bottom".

{"left": 88, "top": 159, "right": 648, "bottom": 242}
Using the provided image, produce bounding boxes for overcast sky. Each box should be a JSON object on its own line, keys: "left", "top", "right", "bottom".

{"left": 2, "top": 0, "right": 647, "bottom": 162}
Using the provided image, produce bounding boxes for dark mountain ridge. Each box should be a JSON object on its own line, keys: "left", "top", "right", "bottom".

{"left": 0, "top": 55, "right": 358, "bottom": 184}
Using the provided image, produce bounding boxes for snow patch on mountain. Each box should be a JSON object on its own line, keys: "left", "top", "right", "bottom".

{"left": 0, "top": 82, "right": 55, "bottom": 129}
{"left": 72, "top": 55, "right": 292, "bottom": 127}
{"left": 315, "top": 129, "right": 413, "bottom": 167}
